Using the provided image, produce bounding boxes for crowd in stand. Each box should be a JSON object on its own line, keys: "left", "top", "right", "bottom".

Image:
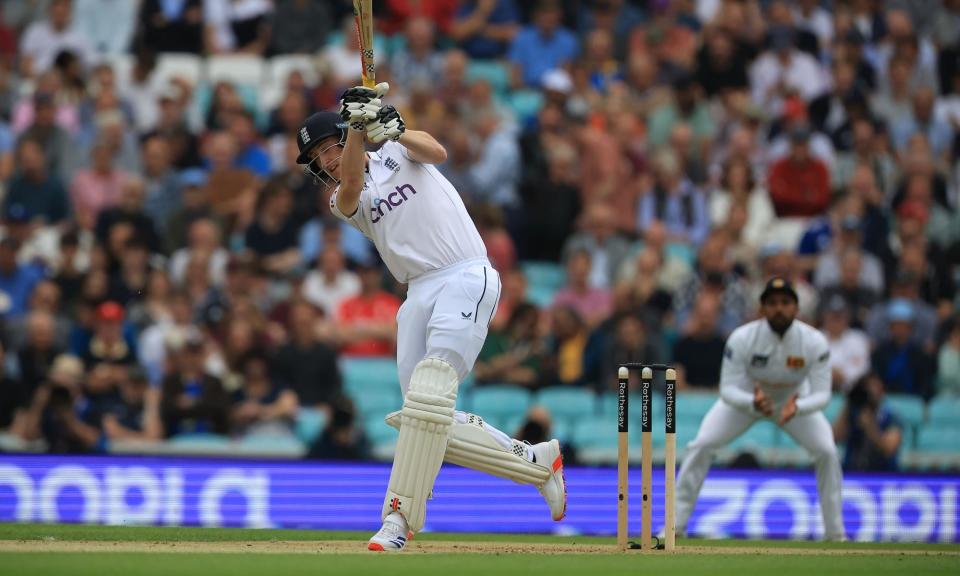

{"left": 0, "top": 0, "right": 957, "bottom": 468}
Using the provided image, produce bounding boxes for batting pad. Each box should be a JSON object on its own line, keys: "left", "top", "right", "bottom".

{"left": 381, "top": 358, "right": 458, "bottom": 532}
{"left": 385, "top": 412, "right": 551, "bottom": 487}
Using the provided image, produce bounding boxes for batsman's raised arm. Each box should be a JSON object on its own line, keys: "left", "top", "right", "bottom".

{"left": 337, "top": 127, "right": 367, "bottom": 216}
{"left": 397, "top": 130, "right": 448, "bottom": 165}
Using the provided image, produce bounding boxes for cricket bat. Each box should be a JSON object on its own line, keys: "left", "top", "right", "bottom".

{"left": 353, "top": 0, "right": 376, "bottom": 88}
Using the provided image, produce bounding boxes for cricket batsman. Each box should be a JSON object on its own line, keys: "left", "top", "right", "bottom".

{"left": 674, "top": 277, "right": 846, "bottom": 541}
{"left": 295, "top": 84, "right": 566, "bottom": 552}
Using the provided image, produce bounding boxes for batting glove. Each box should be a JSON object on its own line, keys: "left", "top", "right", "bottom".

{"left": 339, "top": 82, "right": 390, "bottom": 131}
{"left": 367, "top": 105, "right": 406, "bottom": 144}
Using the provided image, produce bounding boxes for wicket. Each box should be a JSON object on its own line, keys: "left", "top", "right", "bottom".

{"left": 616, "top": 363, "right": 677, "bottom": 551}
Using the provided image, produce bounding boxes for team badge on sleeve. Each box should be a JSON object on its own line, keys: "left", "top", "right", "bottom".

{"left": 786, "top": 356, "right": 805, "bottom": 369}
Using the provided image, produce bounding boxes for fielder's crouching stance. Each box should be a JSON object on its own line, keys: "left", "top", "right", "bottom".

{"left": 295, "top": 83, "right": 566, "bottom": 552}
{"left": 674, "top": 277, "right": 846, "bottom": 541}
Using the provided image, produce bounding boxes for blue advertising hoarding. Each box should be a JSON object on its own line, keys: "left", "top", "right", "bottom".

{"left": 0, "top": 456, "right": 956, "bottom": 542}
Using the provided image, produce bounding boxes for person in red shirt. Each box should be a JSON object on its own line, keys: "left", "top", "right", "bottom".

{"left": 768, "top": 126, "right": 831, "bottom": 217}
{"left": 336, "top": 260, "right": 402, "bottom": 357}
{"left": 383, "top": 0, "right": 458, "bottom": 36}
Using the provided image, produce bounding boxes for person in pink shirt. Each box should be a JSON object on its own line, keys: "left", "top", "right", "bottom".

{"left": 551, "top": 248, "right": 612, "bottom": 329}
{"left": 69, "top": 138, "right": 127, "bottom": 223}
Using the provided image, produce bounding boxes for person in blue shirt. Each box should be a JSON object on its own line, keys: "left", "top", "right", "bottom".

{"left": 0, "top": 238, "right": 45, "bottom": 318}
{"left": 507, "top": 0, "right": 579, "bottom": 88}
{"left": 451, "top": 0, "right": 519, "bottom": 60}
{"left": 834, "top": 372, "right": 903, "bottom": 472}
{"left": 4, "top": 138, "right": 70, "bottom": 225}
{"left": 229, "top": 110, "right": 271, "bottom": 178}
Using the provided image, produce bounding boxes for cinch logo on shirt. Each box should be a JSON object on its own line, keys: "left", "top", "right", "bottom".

{"left": 371, "top": 184, "right": 417, "bottom": 224}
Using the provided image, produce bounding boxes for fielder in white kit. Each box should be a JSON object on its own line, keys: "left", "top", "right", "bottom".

{"left": 675, "top": 277, "right": 845, "bottom": 541}
{"left": 295, "top": 83, "right": 566, "bottom": 552}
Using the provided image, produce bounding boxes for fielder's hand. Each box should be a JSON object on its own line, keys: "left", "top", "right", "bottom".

{"left": 339, "top": 82, "right": 390, "bottom": 131}
{"left": 778, "top": 394, "right": 798, "bottom": 426}
{"left": 753, "top": 386, "right": 774, "bottom": 417}
{"left": 367, "top": 105, "right": 406, "bottom": 143}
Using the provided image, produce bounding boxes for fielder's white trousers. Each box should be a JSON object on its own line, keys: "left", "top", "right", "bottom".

{"left": 396, "top": 258, "right": 513, "bottom": 448}
{"left": 675, "top": 400, "right": 845, "bottom": 540}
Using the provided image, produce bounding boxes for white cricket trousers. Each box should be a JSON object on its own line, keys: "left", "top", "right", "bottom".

{"left": 396, "top": 257, "right": 514, "bottom": 448}
{"left": 675, "top": 400, "right": 845, "bottom": 540}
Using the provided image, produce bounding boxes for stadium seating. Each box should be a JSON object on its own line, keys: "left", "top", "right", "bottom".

{"left": 342, "top": 358, "right": 401, "bottom": 398}
{"left": 154, "top": 53, "right": 205, "bottom": 87}
{"left": 467, "top": 385, "right": 532, "bottom": 422}
{"left": 207, "top": 54, "right": 265, "bottom": 87}
{"left": 261, "top": 55, "right": 319, "bottom": 110}
{"left": 535, "top": 387, "right": 597, "bottom": 423}
{"left": 351, "top": 387, "right": 403, "bottom": 419}
{"left": 520, "top": 261, "right": 566, "bottom": 307}
{"left": 886, "top": 394, "right": 926, "bottom": 431}
{"left": 675, "top": 392, "right": 718, "bottom": 422}
{"left": 507, "top": 90, "right": 544, "bottom": 121}
{"left": 238, "top": 433, "right": 307, "bottom": 458}
{"left": 295, "top": 408, "right": 328, "bottom": 445}
{"left": 928, "top": 395, "right": 960, "bottom": 426}
{"left": 467, "top": 60, "right": 510, "bottom": 95}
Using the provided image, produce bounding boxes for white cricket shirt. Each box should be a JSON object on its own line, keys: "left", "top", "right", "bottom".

{"left": 720, "top": 318, "right": 832, "bottom": 416}
{"left": 330, "top": 141, "right": 487, "bottom": 283}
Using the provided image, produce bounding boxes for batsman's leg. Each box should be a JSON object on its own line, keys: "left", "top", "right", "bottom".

{"left": 370, "top": 358, "right": 458, "bottom": 552}
{"left": 781, "top": 411, "right": 846, "bottom": 541}
{"left": 675, "top": 400, "right": 757, "bottom": 535}
{"left": 385, "top": 409, "right": 566, "bottom": 520}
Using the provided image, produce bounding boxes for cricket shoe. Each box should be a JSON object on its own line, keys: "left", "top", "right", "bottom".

{"left": 531, "top": 439, "right": 567, "bottom": 521}
{"left": 368, "top": 512, "right": 411, "bottom": 552}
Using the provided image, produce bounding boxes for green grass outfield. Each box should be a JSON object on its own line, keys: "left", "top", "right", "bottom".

{"left": 0, "top": 524, "right": 957, "bottom": 576}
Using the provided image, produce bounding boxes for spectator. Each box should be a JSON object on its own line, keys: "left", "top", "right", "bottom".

{"left": 474, "top": 204, "right": 516, "bottom": 273}
{"left": 0, "top": 238, "right": 46, "bottom": 318}
{"left": 674, "top": 233, "right": 751, "bottom": 336}
{"left": 140, "top": 135, "right": 182, "bottom": 235}
{"left": 561, "top": 204, "right": 630, "bottom": 290}
{"left": 450, "top": 0, "right": 519, "bottom": 60}
{"left": 272, "top": 301, "right": 341, "bottom": 410}
{"left": 101, "top": 366, "right": 164, "bottom": 442}
{"left": 514, "top": 404, "right": 576, "bottom": 464}
{"left": 891, "top": 87, "right": 954, "bottom": 159}
{"left": 866, "top": 271, "right": 939, "bottom": 350}
{"left": 136, "top": 0, "right": 204, "bottom": 54}
{"left": 647, "top": 73, "right": 716, "bottom": 150}
{"left": 544, "top": 304, "right": 587, "bottom": 387}
{"left": 336, "top": 261, "right": 401, "bottom": 357}
{"left": 204, "top": 0, "right": 274, "bottom": 55}
{"left": 308, "top": 396, "right": 370, "bottom": 461}
{"left": 749, "top": 25, "right": 828, "bottom": 117}
{"left": 937, "top": 316, "right": 960, "bottom": 397}
{"left": 302, "top": 245, "right": 360, "bottom": 319}
{"left": 146, "top": 82, "right": 202, "bottom": 169}
{"left": 708, "top": 156, "right": 776, "bottom": 250}
{"left": 18, "top": 0, "right": 93, "bottom": 76}
{"left": 767, "top": 126, "right": 831, "bottom": 218}
{"left": 871, "top": 299, "right": 936, "bottom": 400}
{"left": 299, "top": 211, "right": 371, "bottom": 271}
{"left": 72, "top": 0, "right": 137, "bottom": 57}
{"left": 70, "top": 138, "right": 128, "bottom": 223}
{"left": 78, "top": 301, "right": 136, "bottom": 367}
{"left": 270, "top": 0, "right": 331, "bottom": 55}
{"left": 107, "top": 237, "right": 151, "bottom": 306}
{"left": 322, "top": 17, "right": 385, "bottom": 86}
{"left": 474, "top": 302, "right": 545, "bottom": 388}
{"left": 230, "top": 352, "right": 298, "bottom": 437}
{"left": 0, "top": 341, "right": 27, "bottom": 433}
{"left": 590, "top": 310, "right": 666, "bottom": 393}
{"left": 161, "top": 329, "right": 229, "bottom": 436}
{"left": 552, "top": 249, "right": 612, "bottom": 329}
{"left": 834, "top": 372, "right": 903, "bottom": 472}
{"left": 508, "top": 0, "right": 578, "bottom": 88}
{"left": 92, "top": 177, "right": 160, "bottom": 253}
{"left": 695, "top": 28, "right": 750, "bottom": 99}
{"left": 819, "top": 250, "right": 881, "bottom": 329}
{"left": 26, "top": 358, "right": 101, "bottom": 453}
{"left": 391, "top": 17, "right": 445, "bottom": 89}
{"left": 18, "top": 311, "right": 63, "bottom": 397}
{"left": 636, "top": 149, "right": 709, "bottom": 247}
{"left": 814, "top": 216, "right": 885, "bottom": 294}
{"left": 228, "top": 110, "right": 271, "bottom": 178}
{"left": 244, "top": 178, "right": 300, "bottom": 277}
{"left": 673, "top": 293, "right": 726, "bottom": 390}
{"left": 832, "top": 119, "right": 898, "bottom": 198}
{"left": 466, "top": 107, "right": 521, "bottom": 223}
{"left": 203, "top": 131, "right": 259, "bottom": 233}
{"left": 820, "top": 294, "right": 871, "bottom": 393}
{"left": 165, "top": 170, "right": 215, "bottom": 252}
{"left": 169, "top": 218, "right": 228, "bottom": 289}
{"left": 0, "top": 203, "right": 61, "bottom": 270}
{"left": 4, "top": 138, "right": 70, "bottom": 224}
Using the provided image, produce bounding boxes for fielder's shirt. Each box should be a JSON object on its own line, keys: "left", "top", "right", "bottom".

{"left": 720, "top": 318, "right": 832, "bottom": 416}
{"left": 330, "top": 141, "right": 487, "bottom": 283}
